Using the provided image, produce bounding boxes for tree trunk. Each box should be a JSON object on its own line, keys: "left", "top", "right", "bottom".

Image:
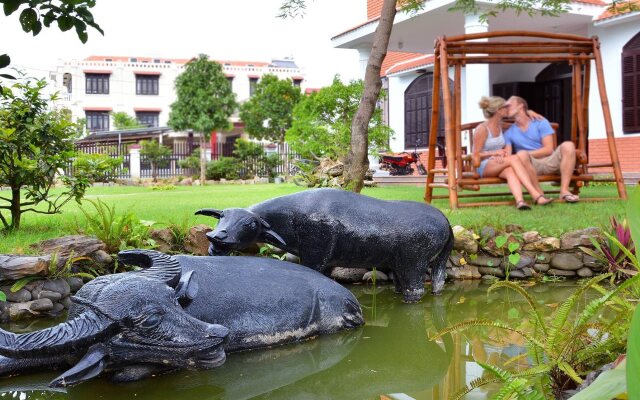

{"left": 343, "top": 0, "right": 397, "bottom": 192}
{"left": 10, "top": 186, "right": 21, "bottom": 230}
{"left": 199, "top": 133, "right": 206, "bottom": 185}
{"left": 152, "top": 162, "right": 158, "bottom": 183}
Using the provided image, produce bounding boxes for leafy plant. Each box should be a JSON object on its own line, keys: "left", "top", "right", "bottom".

{"left": 258, "top": 243, "right": 287, "bottom": 261}
{"left": 494, "top": 234, "right": 522, "bottom": 280}
{"left": 140, "top": 140, "right": 171, "bottom": 183}
{"left": 581, "top": 217, "right": 637, "bottom": 281}
{"left": 73, "top": 152, "right": 123, "bottom": 183}
{"left": 111, "top": 111, "right": 142, "bottom": 130}
{"left": 206, "top": 157, "right": 241, "bottom": 180}
{"left": 232, "top": 138, "right": 265, "bottom": 179}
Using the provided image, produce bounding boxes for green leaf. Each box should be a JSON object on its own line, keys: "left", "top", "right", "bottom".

{"left": 569, "top": 360, "right": 626, "bottom": 400}
{"left": 507, "top": 307, "right": 520, "bottom": 319}
{"left": 11, "top": 276, "right": 39, "bottom": 292}
{"left": 508, "top": 253, "right": 521, "bottom": 266}
{"left": 19, "top": 8, "right": 38, "bottom": 32}
{"left": 0, "top": 54, "right": 10, "bottom": 69}
{"left": 628, "top": 186, "right": 640, "bottom": 268}
{"left": 495, "top": 235, "right": 508, "bottom": 248}
{"left": 57, "top": 15, "right": 74, "bottom": 31}
{"left": 628, "top": 304, "right": 640, "bottom": 400}
{"left": 0, "top": 291, "right": 6, "bottom": 302}
{"left": 508, "top": 242, "right": 520, "bottom": 253}
{"left": 3, "top": 0, "right": 21, "bottom": 16}
{"left": 0, "top": 73, "right": 15, "bottom": 80}
{"left": 74, "top": 18, "right": 87, "bottom": 43}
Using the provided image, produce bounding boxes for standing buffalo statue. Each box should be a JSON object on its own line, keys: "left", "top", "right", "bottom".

{"left": 0, "top": 250, "right": 363, "bottom": 386}
{"left": 196, "top": 188, "right": 454, "bottom": 303}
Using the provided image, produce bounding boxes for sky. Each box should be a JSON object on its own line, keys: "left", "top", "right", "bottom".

{"left": 0, "top": 0, "right": 365, "bottom": 88}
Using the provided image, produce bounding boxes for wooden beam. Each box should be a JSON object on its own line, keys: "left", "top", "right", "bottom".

{"left": 448, "top": 55, "right": 594, "bottom": 64}
{"left": 439, "top": 39, "right": 459, "bottom": 210}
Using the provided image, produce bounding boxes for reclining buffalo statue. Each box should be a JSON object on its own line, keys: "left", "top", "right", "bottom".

{"left": 197, "top": 188, "right": 454, "bottom": 303}
{"left": 0, "top": 250, "right": 363, "bottom": 387}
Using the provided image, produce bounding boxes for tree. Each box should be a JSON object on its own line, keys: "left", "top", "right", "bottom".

{"left": 168, "top": 54, "right": 237, "bottom": 185}
{"left": 112, "top": 111, "right": 142, "bottom": 130}
{"left": 140, "top": 140, "right": 171, "bottom": 182}
{"left": 0, "top": 78, "right": 91, "bottom": 230}
{"left": 278, "top": 0, "right": 571, "bottom": 192}
{"left": 286, "top": 77, "right": 391, "bottom": 161}
{"left": 239, "top": 74, "right": 301, "bottom": 147}
{"left": 0, "top": 0, "right": 103, "bottom": 82}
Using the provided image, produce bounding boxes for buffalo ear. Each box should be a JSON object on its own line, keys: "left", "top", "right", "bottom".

{"left": 49, "top": 344, "right": 107, "bottom": 388}
{"left": 175, "top": 270, "right": 199, "bottom": 307}
{"left": 195, "top": 209, "right": 224, "bottom": 219}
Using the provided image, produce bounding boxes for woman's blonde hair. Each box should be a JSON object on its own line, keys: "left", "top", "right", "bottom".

{"left": 478, "top": 96, "right": 505, "bottom": 119}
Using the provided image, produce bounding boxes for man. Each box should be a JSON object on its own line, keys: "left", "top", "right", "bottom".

{"left": 503, "top": 96, "right": 579, "bottom": 203}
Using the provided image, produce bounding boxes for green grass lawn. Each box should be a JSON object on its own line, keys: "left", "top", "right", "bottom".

{"left": 0, "top": 182, "right": 628, "bottom": 254}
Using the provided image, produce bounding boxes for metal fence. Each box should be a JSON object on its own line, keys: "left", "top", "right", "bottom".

{"left": 70, "top": 142, "right": 132, "bottom": 179}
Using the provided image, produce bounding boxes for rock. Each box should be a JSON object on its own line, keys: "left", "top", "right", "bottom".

{"left": 283, "top": 253, "right": 300, "bottom": 263}
{"left": 522, "top": 237, "right": 561, "bottom": 252}
{"left": 582, "top": 254, "right": 603, "bottom": 269}
{"left": 184, "top": 224, "right": 213, "bottom": 256}
{"left": 28, "top": 298, "right": 54, "bottom": 312}
{"left": 511, "top": 255, "right": 535, "bottom": 270}
{"left": 560, "top": 227, "right": 603, "bottom": 250}
{"left": 577, "top": 267, "right": 594, "bottom": 278}
{"left": 0, "top": 255, "right": 51, "bottom": 281}
{"left": 547, "top": 268, "right": 577, "bottom": 277}
{"left": 532, "top": 252, "right": 552, "bottom": 264}
{"left": 150, "top": 228, "right": 176, "bottom": 253}
{"left": 452, "top": 226, "right": 478, "bottom": 254}
{"left": 1, "top": 287, "right": 31, "bottom": 303}
{"left": 550, "top": 253, "right": 584, "bottom": 271}
{"left": 504, "top": 224, "right": 523, "bottom": 233}
{"left": 508, "top": 270, "right": 526, "bottom": 279}
{"left": 34, "top": 290, "right": 62, "bottom": 303}
{"left": 481, "top": 274, "right": 500, "bottom": 282}
{"left": 480, "top": 226, "right": 496, "bottom": 240}
{"left": 7, "top": 299, "right": 52, "bottom": 320}
{"left": 91, "top": 250, "right": 113, "bottom": 265}
{"left": 478, "top": 267, "right": 505, "bottom": 278}
{"left": 50, "top": 302, "right": 65, "bottom": 314}
{"left": 363, "top": 270, "right": 389, "bottom": 282}
{"left": 449, "top": 251, "right": 466, "bottom": 267}
{"left": 470, "top": 255, "right": 502, "bottom": 268}
{"left": 521, "top": 267, "right": 533, "bottom": 277}
{"left": 449, "top": 265, "right": 481, "bottom": 280}
{"left": 330, "top": 267, "right": 368, "bottom": 283}
{"left": 446, "top": 268, "right": 455, "bottom": 279}
{"left": 59, "top": 296, "right": 73, "bottom": 309}
{"left": 482, "top": 234, "right": 521, "bottom": 256}
{"left": 30, "top": 235, "right": 106, "bottom": 259}
{"left": 66, "top": 277, "right": 84, "bottom": 293}
{"left": 42, "top": 278, "right": 71, "bottom": 298}
{"left": 533, "top": 263, "right": 550, "bottom": 273}
{"left": 179, "top": 178, "right": 193, "bottom": 186}
{"left": 523, "top": 231, "right": 541, "bottom": 243}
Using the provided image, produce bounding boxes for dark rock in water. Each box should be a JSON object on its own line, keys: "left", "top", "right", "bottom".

{"left": 533, "top": 263, "right": 550, "bottom": 273}
{"left": 547, "top": 268, "right": 577, "bottom": 277}
{"left": 363, "top": 270, "right": 389, "bottom": 282}
{"left": 28, "top": 298, "right": 54, "bottom": 312}
{"left": 49, "top": 303, "right": 65, "bottom": 315}
{"left": 34, "top": 290, "right": 62, "bottom": 303}
{"left": 1, "top": 287, "right": 31, "bottom": 303}
{"left": 66, "top": 277, "right": 84, "bottom": 293}
{"left": 59, "top": 296, "right": 72, "bottom": 309}
{"left": 577, "top": 267, "right": 594, "bottom": 278}
{"left": 42, "top": 279, "right": 71, "bottom": 298}
{"left": 471, "top": 255, "right": 502, "bottom": 268}
{"left": 478, "top": 267, "right": 505, "bottom": 278}
{"left": 508, "top": 270, "right": 526, "bottom": 279}
{"left": 331, "top": 267, "right": 368, "bottom": 283}
{"left": 511, "top": 255, "right": 535, "bottom": 270}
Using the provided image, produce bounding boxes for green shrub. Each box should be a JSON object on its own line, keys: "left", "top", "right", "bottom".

{"left": 73, "top": 152, "right": 123, "bottom": 183}
{"left": 206, "top": 157, "right": 241, "bottom": 180}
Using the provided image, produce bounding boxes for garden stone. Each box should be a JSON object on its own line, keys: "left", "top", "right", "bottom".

{"left": 7, "top": 299, "right": 50, "bottom": 320}
{"left": 452, "top": 226, "right": 478, "bottom": 253}
{"left": 504, "top": 224, "right": 523, "bottom": 233}
{"left": 577, "top": 267, "right": 594, "bottom": 278}
{"left": 179, "top": 178, "right": 193, "bottom": 186}
{"left": 59, "top": 296, "right": 72, "bottom": 309}
{"left": 477, "top": 267, "right": 505, "bottom": 278}
{"left": 512, "top": 255, "right": 535, "bottom": 270}
{"left": 446, "top": 268, "right": 455, "bottom": 279}
{"left": 31, "top": 235, "right": 106, "bottom": 260}
{"left": 284, "top": 253, "right": 300, "bottom": 263}
{"left": 470, "top": 255, "right": 502, "bottom": 268}
{"left": 533, "top": 264, "right": 550, "bottom": 273}
{"left": 91, "top": 250, "right": 113, "bottom": 265}
{"left": 66, "top": 277, "right": 84, "bottom": 293}
{"left": 523, "top": 231, "right": 541, "bottom": 243}
{"left": 480, "top": 226, "right": 496, "bottom": 240}
{"left": 2, "top": 287, "right": 31, "bottom": 303}
{"left": 28, "top": 298, "right": 54, "bottom": 312}
{"left": 533, "top": 252, "right": 552, "bottom": 264}
{"left": 482, "top": 234, "right": 521, "bottom": 257}
{"left": 560, "top": 227, "right": 603, "bottom": 250}
{"left": 184, "top": 224, "right": 212, "bottom": 256}
{"left": 508, "top": 270, "right": 526, "bottom": 279}
{"left": 481, "top": 274, "right": 500, "bottom": 282}
{"left": 582, "top": 254, "right": 602, "bottom": 269}
{"left": 149, "top": 228, "right": 175, "bottom": 253}
{"left": 448, "top": 265, "right": 481, "bottom": 280}
{"left": 550, "top": 253, "right": 583, "bottom": 271}
{"left": 0, "top": 255, "right": 50, "bottom": 281}
{"left": 547, "top": 268, "right": 577, "bottom": 277}
{"left": 330, "top": 267, "right": 368, "bottom": 283}
{"left": 521, "top": 267, "right": 533, "bottom": 277}
{"left": 50, "top": 303, "right": 65, "bottom": 314}
{"left": 34, "top": 290, "right": 62, "bottom": 303}
{"left": 522, "top": 237, "right": 560, "bottom": 252}
{"left": 42, "top": 279, "right": 71, "bottom": 298}
{"left": 363, "top": 270, "right": 389, "bottom": 282}
{"left": 449, "top": 251, "right": 466, "bottom": 267}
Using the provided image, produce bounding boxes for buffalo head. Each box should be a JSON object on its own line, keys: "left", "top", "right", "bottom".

{"left": 195, "top": 208, "right": 286, "bottom": 255}
{"left": 0, "top": 250, "right": 228, "bottom": 387}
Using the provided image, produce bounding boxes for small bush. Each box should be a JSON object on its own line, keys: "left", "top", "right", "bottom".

{"left": 73, "top": 153, "right": 123, "bottom": 183}
{"left": 206, "top": 157, "right": 241, "bottom": 180}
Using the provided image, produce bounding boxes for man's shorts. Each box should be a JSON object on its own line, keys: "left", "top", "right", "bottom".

{"left": 531, "top": 147, "right": 562, "bottom": 175}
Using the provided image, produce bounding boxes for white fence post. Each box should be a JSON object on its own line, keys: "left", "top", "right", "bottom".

{"left": 130, "top": 145, "right": 141, "bottom": 179}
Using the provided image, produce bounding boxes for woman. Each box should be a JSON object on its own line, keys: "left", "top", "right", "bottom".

{"left": 473, "top": 96, "right": 553, "bottom": 210}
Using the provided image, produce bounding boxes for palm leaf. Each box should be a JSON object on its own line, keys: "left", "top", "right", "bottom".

{"left": 489, "top": 280, "right": 548, "bottom": 336}
{"left": 604, "top": 232, "right": 639, "bottom": 270}
{"left": 431, "top": 319, "right": 545, "bottom": 350}
{"left": 576, "top": 273, "right": 640, "bottom": 327}
{"left": 449, "top": 376, "right": 502, "bottom": 400}
{"left": 557, "top": 360, "right": 583, "bottom": 384}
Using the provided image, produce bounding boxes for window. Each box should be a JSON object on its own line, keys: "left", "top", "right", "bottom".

{"left": 136, "top": 111, "right": 160, "bottom": 127}
{"left": 85, "top": 73, "right": 110, "bottom": 94}
{"left": 622, "top": 31, "right": 640, "bottom": 133}
{"left": 227, "top": 76, "right": 234, "bottom": 90}
{"left": 136, "top": 74, "right": 159, "bottom": 95}
{"left": 293, "top": 78, "right": 302, "bottom": 87}
{"left": 249, "top": 77, "right": 259, "bottom": 96}
{"left": 86, "top": 111, "right": 110, "bottom": 132}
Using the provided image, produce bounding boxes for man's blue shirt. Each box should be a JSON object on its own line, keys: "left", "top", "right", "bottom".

{"left": 504, "top": 118, "right": 554, "bottom": 153}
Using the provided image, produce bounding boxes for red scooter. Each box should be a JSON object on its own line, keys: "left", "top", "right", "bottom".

{"left": 379, "top": 139, "right": 427, "bottom": 176}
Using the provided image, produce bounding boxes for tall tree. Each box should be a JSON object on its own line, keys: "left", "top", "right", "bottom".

{"left": 239, "top": 74, "right": 301, "bottom": 148}
{"left": 0, "top": 78, "right": 91, "bottom": 230}
{"left": 140, "top": 140, "right": 171, "bottom": 183}
{"left": 168, "top": 54, "right": 237, "bottom": 185}
{"left": 278, "top": 0, "right": 571, "bottom": 192}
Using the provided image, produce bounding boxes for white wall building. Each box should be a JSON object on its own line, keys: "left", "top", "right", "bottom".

{"left": 332, "top": 0, "right": 640, "bottom": 175}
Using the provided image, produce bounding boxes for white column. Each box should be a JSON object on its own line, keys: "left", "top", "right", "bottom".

{"left": 357, "top": 47, "right": 371, "bottom": 79}
{"left": 463, "top": 14, "right": 490, "bottom": 125}
{"left": 129, "top": 145, "right": 141, "bottom": 179}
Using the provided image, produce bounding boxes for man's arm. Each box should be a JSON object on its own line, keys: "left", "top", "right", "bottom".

{"left": 528, "top": 135, "right": 554, "bottom": 158}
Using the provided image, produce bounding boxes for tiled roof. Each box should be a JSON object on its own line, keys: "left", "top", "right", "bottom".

{"left": 381, "top": 52, "right": 434, "bottom": 76}
{"left": 596, "top": 0, "right": 640, "bottom": 20}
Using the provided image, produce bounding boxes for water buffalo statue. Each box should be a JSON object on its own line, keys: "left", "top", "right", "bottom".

{"left": 196, "top": 188, "right": 454, "bottom": 303}
{"left": 0, "top": 250, "right": 363, "bottom": 387}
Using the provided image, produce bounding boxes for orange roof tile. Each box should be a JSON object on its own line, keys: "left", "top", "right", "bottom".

{"left": 596, "top": 0, "right": 640, "bottom": 20}
{"left": 84, "top": 56, "right": 270, "bottom": 67}
{"left": 380, "top": 52, "right": 434, "bottom": 76}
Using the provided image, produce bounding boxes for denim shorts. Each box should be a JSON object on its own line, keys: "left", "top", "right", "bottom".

{"left": 477, "top": 158, "right": 490, "bottom": 178}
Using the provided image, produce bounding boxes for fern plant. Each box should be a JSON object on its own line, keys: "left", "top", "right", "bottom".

{"left": 431, "top": 274, "right": 638, "bottom": 398}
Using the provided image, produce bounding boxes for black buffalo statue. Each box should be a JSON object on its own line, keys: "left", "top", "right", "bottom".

{"left": 196, "top": 188, "right": 454, "bottom": 303}
{"left": 0, "top": 250, "right": 363, "bottom": 387}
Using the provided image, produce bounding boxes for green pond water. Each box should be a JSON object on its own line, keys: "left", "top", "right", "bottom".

{"left": 0, "top": 281, "right": 583, "bottom": 400}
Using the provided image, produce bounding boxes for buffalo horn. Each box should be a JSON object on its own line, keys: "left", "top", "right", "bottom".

{"left": 118, "top": 249, "right": 182, "bottom": 288}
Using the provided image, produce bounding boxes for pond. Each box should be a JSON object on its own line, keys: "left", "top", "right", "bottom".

{"left": 0, "top": 280, "right": 583, "bottom": 400}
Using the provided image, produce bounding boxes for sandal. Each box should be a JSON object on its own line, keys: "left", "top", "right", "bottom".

{"left": 534, "top": 195, "right": 553, "bottom": 206}
{"left": 516, "top": 200, "right": 531, "bottom": 210}
{"left": 560, "top": 193, "right": 580, "bottom": 203}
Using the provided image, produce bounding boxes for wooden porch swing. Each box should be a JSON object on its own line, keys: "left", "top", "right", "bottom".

{"left": 424, "top": 31, "right": 628, "bottom": 209}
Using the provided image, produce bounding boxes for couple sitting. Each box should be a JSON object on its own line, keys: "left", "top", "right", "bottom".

{"left": 474, "top": 95, "right": 580, "bottom": 210}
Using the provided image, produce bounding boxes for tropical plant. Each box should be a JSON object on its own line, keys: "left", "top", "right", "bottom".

{"left": 73, "top": 152, "right": 123, "bottom": 183}
{"left": 581, "top": 216, "right": 637, "bottom": 280}
{"left": 232, "top": 138, "right": 265, "bottom": 179}
{"left": 140, "top": 140, "right": 171, "bottom": 182}
{"left": 168, "top": 54, "right": 237, "bottom": 185}
{"left": 432, "top": 274, "right": 638, "bottom": 399}
{"left": 260, "top": 152, "right": 282, "bottom": 179}
{"left": 205, "top": 157, "right": 241, "bottom": 181}
{"left": 111, "top": 111, "right": 142, "bottom": 130}
{"left": 494, "top": 234, "right": 522, "bottom": 280}
{"left": 178, "top": 148, "right": 201, "bottom": 177}
{"left": 0, "top": 77, "right": 92, "bottom": 230}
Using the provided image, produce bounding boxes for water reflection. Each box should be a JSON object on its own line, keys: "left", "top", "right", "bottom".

{"left": 0, "top": 281, "right": 582, "bottom": 400}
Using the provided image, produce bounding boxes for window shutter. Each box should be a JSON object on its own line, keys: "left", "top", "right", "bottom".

{"left": 622, "top": 32, "right": 640, "bottom": 134}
